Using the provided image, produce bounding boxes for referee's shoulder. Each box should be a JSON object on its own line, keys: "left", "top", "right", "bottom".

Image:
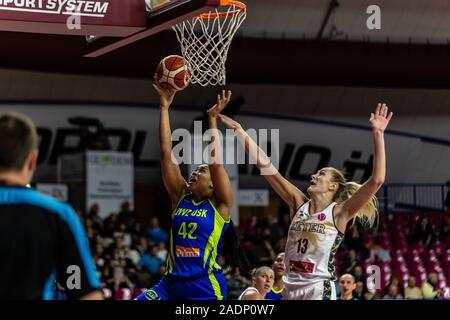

{"left": 0, "top": 186, "right": 78, "bottom": 222}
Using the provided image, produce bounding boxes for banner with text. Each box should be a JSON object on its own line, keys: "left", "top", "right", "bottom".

{"left": 86, "top": 151, "right": 134, "bottom": 218}
{"left": 2, "top": 104, "right": 449, "bottom": 188}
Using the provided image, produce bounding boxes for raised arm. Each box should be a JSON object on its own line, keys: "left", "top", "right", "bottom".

{"left": 206, "top": 90, "right": 234, "bottom": 220}
{"left": 218, "top": 115, "right": 308, "bottom": 214}
{"left": 336, "top": 103, "right": 393, "bottom": 224}
{"left": 155, "top": 82, "right": 188, "bottom": 209}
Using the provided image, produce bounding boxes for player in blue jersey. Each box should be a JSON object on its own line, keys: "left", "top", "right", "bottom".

{"left": 265, "top": 252, "right": 285, "bottom": 300}
{"left": 136, "top": 84, "right": 234, "bottom": 300}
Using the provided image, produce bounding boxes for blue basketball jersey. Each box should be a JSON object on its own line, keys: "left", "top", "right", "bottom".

{"left": 166, "top": 194, "right": 229, "bottom": 278}
{"left": 265, "top": 287, "right": 283, "bottom": 300}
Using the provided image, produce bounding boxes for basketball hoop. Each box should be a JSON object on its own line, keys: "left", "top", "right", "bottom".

{"left": 173, "top": 0, "right": 247, "bottom": 86}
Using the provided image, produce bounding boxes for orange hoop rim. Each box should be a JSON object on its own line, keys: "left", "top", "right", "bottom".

{"left": 198, "top": 0, "right": 246, "bottom": 19}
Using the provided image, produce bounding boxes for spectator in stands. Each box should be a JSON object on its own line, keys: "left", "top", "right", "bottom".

{"left": 404, "top": 276, "right": 423, "bottom": 299}
{"left": 117, "top": 201, "right": 135, "bottom": 230}
{"left": 107, "top": 235, "right": 125, "bottom": 257}
{"left": 354, "top": 281, "right": 366, "bottom": 300}
{"left": 86, "top": 225, "right": 98, "bottom": 251}
{"left": 411, "top": 216, "right": 436, "bottom": 248}
{"left": 138, "top": 244, "right": 164, "bottom": 275}
{"left": 363, "top": 289, "right": 378, "bottom": 300}
{"left": 421, "top": 272, "right": 443, "bottom": 299}
{"left": 145, "top": 216, "right": 168, "bottom": 245}
{"left": 112, "top": 256, "right": 134, "bottom": 290}
{"left": 87, "top": 203, "right": 99, "bottom": 218}
{"left": 136, "top": 236, "right": 149, "bottom": 257}
{"left": 267, "top": 215, "right": 283, "bottom": 247}
{"left": 383, "top": 283, "right": 403, "bottom": 299}
{"left": 103, "top": 213, "right": 118, "bottom": 238}
{"left": 84, "top": 216, "right": 94, "bottom": 230}
{"left": 244, "top": 215, "right": 259, "bottom": 242}
{"left": 130, "top": 222, "right": 146, "bottom": 244}
{"left": 280, "top": 212, "right": 291, "bottom": 237}
{"left": 226, "top": 266, "right": 251, "bottom": 299}
{"left": 341, "top": 249, "right": 360, "bottom": 274}
{"left": 101, "top": 261, "right": 115, "bottom": 290}
{"left": 337, "top": 274, "right": 357, "bottom": 300}
{"left": 352, "top": 265, "right": 365, "bottom": 283}
{"left": 254, "top": 235, "right": 277, "bottom": 266}
{"left": 123, "top": 254, "right": 140, "bottom": 286}
{"left": 124, "top": 245, "right": 141, "bottom": 266}
{"left": 134, "top": 266, "right": 152, "bottom": 290}
{"left": 93, "top": 243, "right": 107, "bottom": 272}
{"left": 114, "top": 223, "right": 132, "bottom": 247}
{"left": 384, "top": 274, "right": 404, "bottom": 297}
{"left": 156, "top": 242, "right": 168, "bottom": 262}
{"left": 88, "top": 203, "right": 103, "bottom": 231}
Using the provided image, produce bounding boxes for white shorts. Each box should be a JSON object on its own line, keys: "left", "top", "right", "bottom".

{"left": 282, "top": 280, "right": 336, "bottom": 300}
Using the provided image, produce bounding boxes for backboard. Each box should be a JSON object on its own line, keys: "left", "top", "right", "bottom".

{"left": 84, "top": 0, "right": 220, "bottom": 57}
{"left": 0, "top": 0, "right": 220, "bottom": 57}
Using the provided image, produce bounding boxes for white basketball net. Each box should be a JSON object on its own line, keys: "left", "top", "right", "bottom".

{"left": 173, "top": 3, "right": 247, "bottom": 86}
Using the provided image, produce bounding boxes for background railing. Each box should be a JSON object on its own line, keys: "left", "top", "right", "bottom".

{"left": 377, "top": 183, "right": 449, "bottom": 212}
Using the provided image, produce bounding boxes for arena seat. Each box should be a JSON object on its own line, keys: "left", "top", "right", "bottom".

{"left": 114, "top": 288, "right": 132, "bottom": 300}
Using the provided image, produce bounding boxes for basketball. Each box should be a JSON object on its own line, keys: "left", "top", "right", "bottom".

{"left": 156, "top": 55, "right": 190, "bottom": 91}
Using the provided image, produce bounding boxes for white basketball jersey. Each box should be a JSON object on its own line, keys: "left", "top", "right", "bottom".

{"left": 238, "top": 287, "right": 260, "bottom": 300}
{"left": 284, "top": 201, "right": 344, "bottom": 285}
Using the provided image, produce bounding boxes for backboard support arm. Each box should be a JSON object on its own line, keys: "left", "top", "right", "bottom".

{"left": 83, "top": 0, "right": 219, "bottom": 58}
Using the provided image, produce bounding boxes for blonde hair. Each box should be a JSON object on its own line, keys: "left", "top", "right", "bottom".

{"left": 325, "top": 167, "right": 379, "bottom": 228}
{"left": 250, "top": 266, "right": 272, "bottom": 279}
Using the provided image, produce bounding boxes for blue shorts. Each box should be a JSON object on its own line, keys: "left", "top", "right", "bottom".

{"left": 135, "top": 273, "right": 227, "bottom": 300}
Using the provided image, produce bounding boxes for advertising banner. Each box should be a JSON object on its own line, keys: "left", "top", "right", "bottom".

{"left": 86, "top": 150, "right": 134, "bottom": 218}
{"left": 0, "top": 0, "right": 146, "bottom": 36}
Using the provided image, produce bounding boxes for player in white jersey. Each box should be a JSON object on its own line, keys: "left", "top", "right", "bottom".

{"left": 219, "top": 103, "right": 393, "bottom": 300}
{"left": 238, "top": 266, "right": 274, "bottom": 300}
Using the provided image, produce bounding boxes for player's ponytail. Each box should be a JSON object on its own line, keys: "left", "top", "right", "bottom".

{"left": 327, "top": 168, "right": 379, "bottom": 228}
{"left": 340, "top": 181, "right": 378, "bottom": 228}
{"left": 221, "top": 220, "right": 252, "bottom": 277}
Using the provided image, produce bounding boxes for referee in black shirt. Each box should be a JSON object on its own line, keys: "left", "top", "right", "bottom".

{"left": 0, "top": 112, "right": 103, "bottom": 300}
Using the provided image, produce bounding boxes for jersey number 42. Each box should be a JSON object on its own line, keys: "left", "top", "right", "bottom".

{"left": 178, "top": 222, "right": 197, "bottom": 239}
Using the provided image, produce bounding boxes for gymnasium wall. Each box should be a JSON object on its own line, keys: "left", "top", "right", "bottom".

{"left": 0, "top": 103, "right": 448, "bottom": 188}
{"left": 1, "top": 67, "right": 449, "bottom": 113}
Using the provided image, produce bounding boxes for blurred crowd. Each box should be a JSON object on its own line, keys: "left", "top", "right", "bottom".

{"left": 77, "top": 202, "right": 169, "bottom": 294}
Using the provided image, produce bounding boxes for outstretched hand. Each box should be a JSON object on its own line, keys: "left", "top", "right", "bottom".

{"left": 217, "top": 114, "right": 242, "bottom": 131}
{"left": 207, "top": 90, "right": 232, "bottom": 118}
{"left": 153, "top": 75, "right": 177, "bottom": 108}
{"left": 370, "top": 103, "right": 393, "bottom": 132}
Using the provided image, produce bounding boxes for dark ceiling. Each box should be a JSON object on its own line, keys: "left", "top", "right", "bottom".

{"left": 2, "top": 30, "right": 450, "bottom": 88}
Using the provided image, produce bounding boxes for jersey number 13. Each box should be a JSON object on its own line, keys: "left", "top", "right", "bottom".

{"left": 297, "top": 238, "right": 309, "bottom": 254}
